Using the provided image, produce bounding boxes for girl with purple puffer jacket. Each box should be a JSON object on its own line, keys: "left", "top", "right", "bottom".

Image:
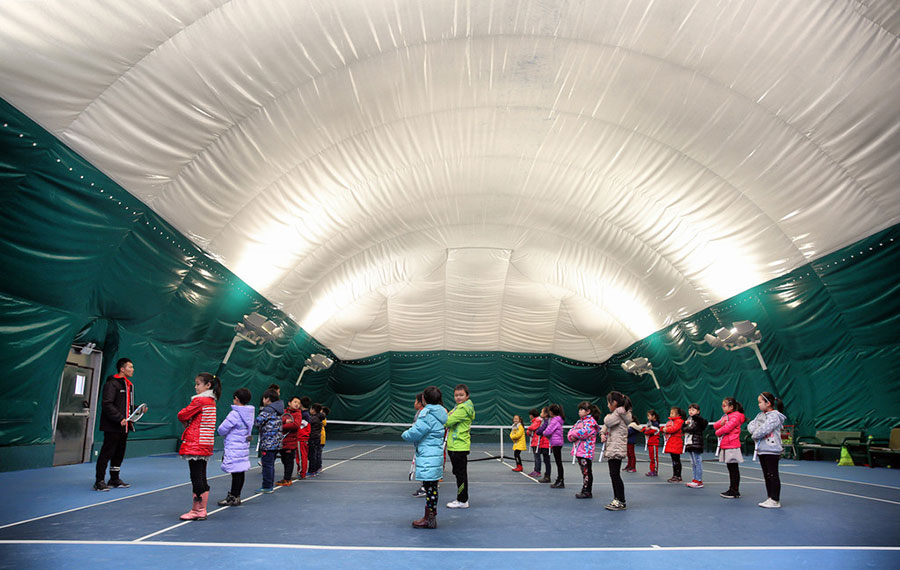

{"left": 539, "top": 404, "right": 566, "bottom": 488}
{"left": 567, "top": 402, "right": 602, "bottom": 499}
{"left": 216, "top": 388, "right": 255, "bottom": 507}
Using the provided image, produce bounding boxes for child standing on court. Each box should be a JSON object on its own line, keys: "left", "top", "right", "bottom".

{"left": 402, "top": 386, "right": 448, "bottom": 529}
{"left": 542, "top": 404, "right": 566, "bottom": 488}
{"left": 277, "top": 396, "right": 304, "bottom": 487}
{"left": 625, "top": 423, "right": 639, "bottom": 472}
{"left": 217, "top": 387, "right": 254, "bottom": 507}
{"left": 510, "top": 415, "right": 526, "bottom": 472}
{"left": 682, "top": 403, "right": 708, "bottom": 488}
{"left": 714, "top": 397, "right": 746, "bottom": 499}
{"left": 445, "top": 384, "right": 475, "bottom": 508}
{"left": 748, "top": 392, "right": 786, "bottom": 508}
{"left": 320, "top": 406, "right": 330, "bottom": 450}
{"left": 255, "top": 388, "right": 284, "bottom": 493}
{"left": 297, "top": 397, "right": 312, "bottom": 478}
{"left": 567, "top": 401, "right": 601, "bottom": 498}
{"left": 634, "top": 410, "right": 661, "bottom": 476}
{"left": 177, "top": 372, "right": 220, "bottom": 520}
{"left": 526, "top": 408, "right": 545, "bottom": 477}
{"left": 661, "top": 407, "right": 686, "bottom": 483}
{"left": 307, "top": 403, "right": 324, "bottom": 476}
{"left": 600, "top": 391, "right": 632, "bottom": 510}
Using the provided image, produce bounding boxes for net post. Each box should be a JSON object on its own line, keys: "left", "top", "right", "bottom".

{"left": 500, "top": 427, "right": 504, "bottom": 461}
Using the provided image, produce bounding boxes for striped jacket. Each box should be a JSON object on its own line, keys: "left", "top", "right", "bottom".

{"left": 178, "top": 390, "right": 217, "bottom": 456}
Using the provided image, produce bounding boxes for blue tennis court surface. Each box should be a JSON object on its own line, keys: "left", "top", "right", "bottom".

{"left": 1, "top": 442, "right": 898, "bottom": 569}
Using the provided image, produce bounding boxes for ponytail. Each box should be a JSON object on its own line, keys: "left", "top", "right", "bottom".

{"left": 196, "top": 372, "right": 221, "bottom": 400}
{"left": 578, "top": 401, "right": 604, "bottom": 423}
{"left": 606, "top": 391, "right": 632, "bottom": 412}
{"left": 724, "top": 396, "right": 744, "bottom": 414}
{"left": 760, "top": 392, "right": 784, "bottom": 413}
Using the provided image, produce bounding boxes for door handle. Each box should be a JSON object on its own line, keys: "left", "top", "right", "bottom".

{"left": 57, "top": 412, "right": 90, "bottom": 417}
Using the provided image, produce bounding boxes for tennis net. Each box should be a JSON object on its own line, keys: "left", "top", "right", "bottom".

{"left": 321, "top": 419, "right": 521, "bottom": 462}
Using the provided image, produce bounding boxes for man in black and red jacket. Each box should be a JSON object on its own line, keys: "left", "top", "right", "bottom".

{"left": 94, "top": 358, "right": 139, "bottom": 491}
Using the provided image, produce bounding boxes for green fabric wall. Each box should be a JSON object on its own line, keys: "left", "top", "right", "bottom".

{"left": 607, "top": 225, "right": 900, "bottom": 439}
{"left": 0, "top": 99, "right": 330, "bottom": 464}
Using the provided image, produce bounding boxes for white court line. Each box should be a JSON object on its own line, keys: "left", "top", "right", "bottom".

{"left": 487, "top": 451, "right": 540, "bottom": 483}
{"left": 741, "top": 463, "right": 900, "bottom": 490}
{"left": 703, "top": 467, "right": 900, "bottom": 506}
{"left": 0, "top": 443, "right": 362, "bottom": 532}
{"left": 0, "top": 467, "right": 259, "bottom": 531}
{"left": 134, "top": 445, "right": 386, "bottom": 542}
{"left": 0, "top": 539, "right": 898, "bottom": 553}
{"left": 319, "top": 445, "right": 387, "bottom": 472}
{"left": 322, "top": 444, "right": 357, "bottom": 454}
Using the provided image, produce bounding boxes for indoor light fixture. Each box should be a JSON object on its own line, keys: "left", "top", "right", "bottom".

{"left": 704, "top": 320, "right": 767, "bottom": 370}
{"left": 220, "top": 312, "right": 285, "bottom": 368}
{"left": 621, "top": 357, "right": 660, "bottom": 390}
{"left": 296, "top": 353, "right": 335, "bottom": 386}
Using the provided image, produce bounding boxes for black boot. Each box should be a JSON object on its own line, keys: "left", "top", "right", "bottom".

{"left": 217, "top": 493, "right": 241, "bottom": 507}
{"left": 575, "top": 489, "right": 592, "bottom": 499}
{"left": 550, "top": 478, "right": 565, "bottom": 489}
{"left": 539, "top": 474, "right": 551, "bottom": 483}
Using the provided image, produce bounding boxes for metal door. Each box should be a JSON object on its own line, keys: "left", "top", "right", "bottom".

{"left": 52, "top": 362, "right": 94, "bottom": 466}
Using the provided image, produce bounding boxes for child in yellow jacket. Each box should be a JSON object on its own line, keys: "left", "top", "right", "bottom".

{"left": 510, "top": 415, "right": 527, "bottom": 472}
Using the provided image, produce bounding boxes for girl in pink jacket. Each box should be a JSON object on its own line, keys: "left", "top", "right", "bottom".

{"left": 713, "top": 397, "right": 746, "bottom": 499}
{"left": 567, "top": 402, "right": 602, "bottom": 499}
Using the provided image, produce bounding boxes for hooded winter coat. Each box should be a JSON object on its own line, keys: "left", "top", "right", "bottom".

{"left": 402, "top": 404, "right": 449, "bottom": 481}
{"left": 661, "top": 415, "right": 685, "bottom": 454}
{"left": 601, "top": 407, "right": 632, "bottom": 459}
{"left": 713, "top": 411, "right": 746, "bottom": 450}
{"left": 567, "top": 415, "right": 599, "bottom": 459}
{"left": 640, "top": 420, "right": 661, "bottom": 446}
{"left": 218, "top": 404, "right": 254, "bottom": 473}
{"left": 281, "top": 407, "right": 304, "bottom": 449}
{"left": 747, "top": 410, "right": 787, "bottom": 455}
{"left": 178, "top": 390, "right": 217, "bottom": 456}
{"left": 682, "top": 414, "right": 709, "bottom": 453}
{"left": 510, "top": 423, "right": 527, "bottom": 451}
{"left": 445, "top": 398, "right": 475, "bottom": 452}
{"left": 528, "top": 416, "right": 549, "bottom": 449}
{"left": 540, "top": 414, "right": 565, "bottom": 447}
{"left": 256, "top": 399, "right": 286, "bottom": 451}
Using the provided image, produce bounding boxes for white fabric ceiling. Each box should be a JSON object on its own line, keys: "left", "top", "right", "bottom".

{"left": 2, "top": 0, "right": 899, "bottom": 362}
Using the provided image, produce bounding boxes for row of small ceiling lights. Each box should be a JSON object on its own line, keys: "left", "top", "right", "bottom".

{"left": 2, "top": 120, "right": 268, "bottom": 306}
{"left": 344, "top": 353, "right": 603, "bottom": 367}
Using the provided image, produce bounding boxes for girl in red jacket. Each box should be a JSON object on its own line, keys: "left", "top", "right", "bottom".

{"left": 177, "top": 372, "right": 221, "bottom": 521}
{"left": 526, "top": 408, "right": 546, "bottom": 478}
{"left": 713, "top": 397, "right": 746, "bottom": 499}
{"left": 633, "top": 410, "right": 661, "bottom": 476}
{"left": 661, "top": 407, "right": 686, "bottom": 483}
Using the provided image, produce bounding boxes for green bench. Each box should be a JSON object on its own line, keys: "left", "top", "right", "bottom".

{"left": 797, "top": 430, "right": 864, "bottom": 461}
{"left": 867, "top": 428, "right": 900, "bottom": 468}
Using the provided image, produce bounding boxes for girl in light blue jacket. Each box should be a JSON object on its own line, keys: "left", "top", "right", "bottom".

{"left": 748, "top": 392, "right": 787, "bottom": 509}
{"left": 401, "top": 386, "right": 447, "bottom": 529}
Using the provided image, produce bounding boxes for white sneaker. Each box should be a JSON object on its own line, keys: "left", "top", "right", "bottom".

{"left": 446, "top": 500, "right": 469, "bottom": 509}
{"left": 758, "top": 498, "right": 781, "bottom": 508}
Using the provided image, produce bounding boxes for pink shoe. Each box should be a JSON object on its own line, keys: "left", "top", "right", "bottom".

{"left": 179, "top": 493, "right": 208, "bottom": 521}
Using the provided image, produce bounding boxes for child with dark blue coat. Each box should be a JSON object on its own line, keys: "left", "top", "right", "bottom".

{"left": 625, "top": 424, "right": 639, "bottom": 472}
